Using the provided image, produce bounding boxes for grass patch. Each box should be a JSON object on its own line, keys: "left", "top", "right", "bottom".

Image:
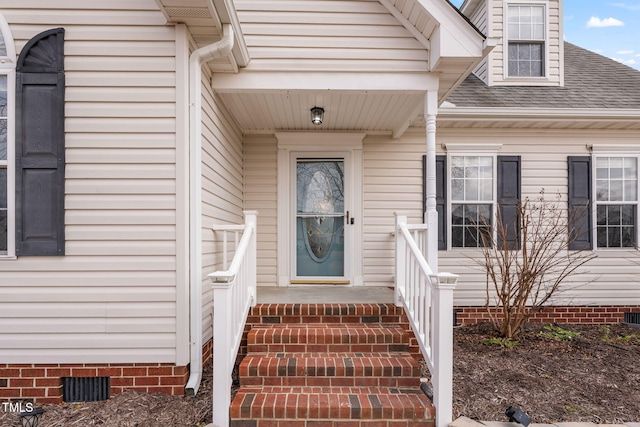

{"left": 539, "top": 325, "right": 581, "bottom": 341}
{"left": 483, "top": 337, "right": 520, "bottom": 349}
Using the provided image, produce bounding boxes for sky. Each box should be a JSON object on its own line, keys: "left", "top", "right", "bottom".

{"left": 450, "top": 0, "right": 640, "bottom": 71}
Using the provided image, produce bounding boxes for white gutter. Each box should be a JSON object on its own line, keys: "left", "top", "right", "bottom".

{"left": 439, "top": 107, "right": 640, "bottom": 119}
{"left": 185, "top": 24, "right": 235, "bottom": 397}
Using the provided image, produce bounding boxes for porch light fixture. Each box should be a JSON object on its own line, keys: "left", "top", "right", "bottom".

{"left": 310, "top": 107, "right": 324, "bottom": 125}
{"left": 505, "top": 406, "right": 531, "bottom": 427}
{"left": 19, "top": 407, "right": 45, "bottom": 427}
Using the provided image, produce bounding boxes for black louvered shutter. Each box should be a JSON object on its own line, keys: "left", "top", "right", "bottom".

{"left": 15, "top": 28, "right": 65, "bottom": 256}
{"left": 497, "top": 156, "right": 521, "bottom": 249}
{"left": 423, "top": 155, "right": 446, "bottom": 250}
{"left": 567, "top": 156, "right": 592, "bottom": 250}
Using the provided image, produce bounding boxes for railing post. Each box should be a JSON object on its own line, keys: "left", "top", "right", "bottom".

{"left": 243, "top": 211, "right": 258, "bottom": 307}
{"left": 211, "top": 282, "right": 233, "bottom": 427}
{"left": 395, "top": 213, "right": 407, "bottom": 307}
{"left": 209, "top": 211, "right": 258, "bottom": 427}
{"left": 430, "top": 272, "right": 459, "bottom": 427}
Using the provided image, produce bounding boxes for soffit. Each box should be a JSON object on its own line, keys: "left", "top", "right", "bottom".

{"left": 155, "top": 0, "right": 247, "bottom": 72}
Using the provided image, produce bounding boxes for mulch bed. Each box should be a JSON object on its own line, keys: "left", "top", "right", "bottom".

{"left": 1, "top": 322, "right": 638, "bottom": 426}
{"left": 451, "top": 322, "right": 640, "bottom": 423}
{"left": 0, "top": 362, "right": 213, "bottom": 427}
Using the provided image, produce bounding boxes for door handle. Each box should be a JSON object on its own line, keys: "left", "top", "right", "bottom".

{"left": 346, "top": 211, "right": 355, "bottom": 225}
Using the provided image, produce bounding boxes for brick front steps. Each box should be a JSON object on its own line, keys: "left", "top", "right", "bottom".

{"left": 230, "top": 304, "right": 434, "bottom": 426}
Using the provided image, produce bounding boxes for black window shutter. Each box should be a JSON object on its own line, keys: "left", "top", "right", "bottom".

{"left": 15, "top": 28, "right": 65, "bottom": 256}
{"left": 567, "top": 156, "right": 592, "bottom": 250}
{"left": 497, "top": 156, "right": 521, "bottom": 249}
{"left": 423, "top": 155, "right": 447, "bottom": 250}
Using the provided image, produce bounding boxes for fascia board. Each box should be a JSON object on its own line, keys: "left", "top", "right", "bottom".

{"left": 439, "top": 107, "right": 640, "bottom": 120}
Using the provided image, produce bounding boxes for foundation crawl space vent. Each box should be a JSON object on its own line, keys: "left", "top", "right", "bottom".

{"left": 63, "top": 377, "right": 110, "bottom": 402}
{"left": 624, "top": 312, "right": 640, "bottom": 326}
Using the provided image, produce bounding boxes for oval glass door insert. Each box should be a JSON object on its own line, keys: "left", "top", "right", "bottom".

{"left": 296, "top": 160, "right": 345, "bottom": 277}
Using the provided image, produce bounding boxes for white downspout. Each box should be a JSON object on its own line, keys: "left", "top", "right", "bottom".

{"left": 185, "top": 24, "right": 235, "bottom": 397}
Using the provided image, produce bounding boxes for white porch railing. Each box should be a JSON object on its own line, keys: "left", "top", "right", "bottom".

{"left": 208, "top": 211, "right": 258, "bottom": 427}
{"left": 395, "top": 214, "right": 458, "bottom": 427}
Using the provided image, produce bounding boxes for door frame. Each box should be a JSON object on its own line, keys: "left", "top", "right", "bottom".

{"left": 276, "top": 132, "right": 365, "bottom": 287}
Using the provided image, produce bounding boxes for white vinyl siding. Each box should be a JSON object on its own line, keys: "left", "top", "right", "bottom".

{"left": 200, "top": 64, "right": 245, "bottom": 343}
{"left": 234, "top": 0, "right": 429, "bottom": 72}
{"left": 244, "top": 135, "right": 279, "bottom": 286}
{"left": 472, "top": 60, "right": 489, "bottom": 84}
{"left": 363, "top": 135, "right": 424, "bottom": 287}
{"left": 0, "top": 0, "right": 185, "bottom": 364}
{"left": 467, "top": 0, "right": 490, "bottom": 84}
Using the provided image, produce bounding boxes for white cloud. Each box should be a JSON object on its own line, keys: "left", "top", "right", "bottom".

{"left": 612, "top": 57, "right": 638, "bottom": 66}
{"left": 586, "top": 16, "right": 625, "bottom": 28}
{"left": 617, "top": 50, "right": 634, "bottom": 55}
{"left": 610, "top": 2, "right": 640, "bottom": 12}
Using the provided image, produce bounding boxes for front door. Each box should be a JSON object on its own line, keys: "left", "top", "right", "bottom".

{"left": 293, "top": 158, "right": 349, "bottom": 283}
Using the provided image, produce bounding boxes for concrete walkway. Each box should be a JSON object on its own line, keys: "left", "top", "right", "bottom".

{"left": 256, "top": 285, "right": 395, "bottom": 304}
{"left": 452, "top": 416, "right": 640, "bottom": 427}
{"left": 206, "top": 417, "right": 640, "bottom": 427}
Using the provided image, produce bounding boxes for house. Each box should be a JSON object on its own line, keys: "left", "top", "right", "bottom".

{"left": 440, "top": 0, "right": 640, "bottom": 324}
{"left": 0, "top": 0, "right": 638, "bottom": 414}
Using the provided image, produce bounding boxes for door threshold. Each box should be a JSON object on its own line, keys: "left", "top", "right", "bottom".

{"left": 290, "top": 280, "right": 351, "bottom": 285}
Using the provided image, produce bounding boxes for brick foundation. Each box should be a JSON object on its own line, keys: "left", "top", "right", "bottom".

{"left": 455, "top": 305, "right": 640, "bottom": 325}
{"left": 0, "top": 341, "right": 213, "bottom": 404}
{"left": 0, "top": 363, "right": 188, "bottom": 404}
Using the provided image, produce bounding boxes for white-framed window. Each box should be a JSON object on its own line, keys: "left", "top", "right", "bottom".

{"left": 506, "top": 3, "right": 546, "bottom": 77}
{"left": 594, "top": 156, "right": 638, "bottom": 248}
{"left": 428, "top": 147, "right": 521, "bottom": 251}
{"left": 449, "top": 155, "right": 495, "bottom": 248}
{"left": 0, "top": 14, "right": 16, "bottom": 257}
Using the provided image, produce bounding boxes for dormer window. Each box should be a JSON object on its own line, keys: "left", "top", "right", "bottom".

{"left": 507, "top": 4, "right": 546, "bottom": 77}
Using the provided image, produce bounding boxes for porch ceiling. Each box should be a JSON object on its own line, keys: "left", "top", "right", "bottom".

{"left": 217, "top": 91, "right": 426, "bottom": 135}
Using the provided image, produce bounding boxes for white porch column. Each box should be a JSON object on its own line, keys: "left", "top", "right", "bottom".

{"left": 424, "top": 91, "right": 439, "bottom": 273}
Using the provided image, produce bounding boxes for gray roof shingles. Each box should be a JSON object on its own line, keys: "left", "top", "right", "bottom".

{"left": 446, "top": 42, "right": 640, "bottom": 109}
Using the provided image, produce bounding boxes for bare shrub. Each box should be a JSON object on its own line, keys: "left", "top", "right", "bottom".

{"left": 477, "top": 191, "right": 596, "bottom": 339}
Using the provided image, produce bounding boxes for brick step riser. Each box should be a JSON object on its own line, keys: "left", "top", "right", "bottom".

{"left": 247, "top": 327, "right": 409, "bottom": 356}
{"left": 242, "top": 377, "right": 420, "bottom": 388}
{"left": 239, "top": 355, "right": 421, "bottom": 388}
{"left": 231, "top": 388, "right": 434, "bottom": 422}
{"left": 247, "top": 343, "right": 410, "bottom": 354}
